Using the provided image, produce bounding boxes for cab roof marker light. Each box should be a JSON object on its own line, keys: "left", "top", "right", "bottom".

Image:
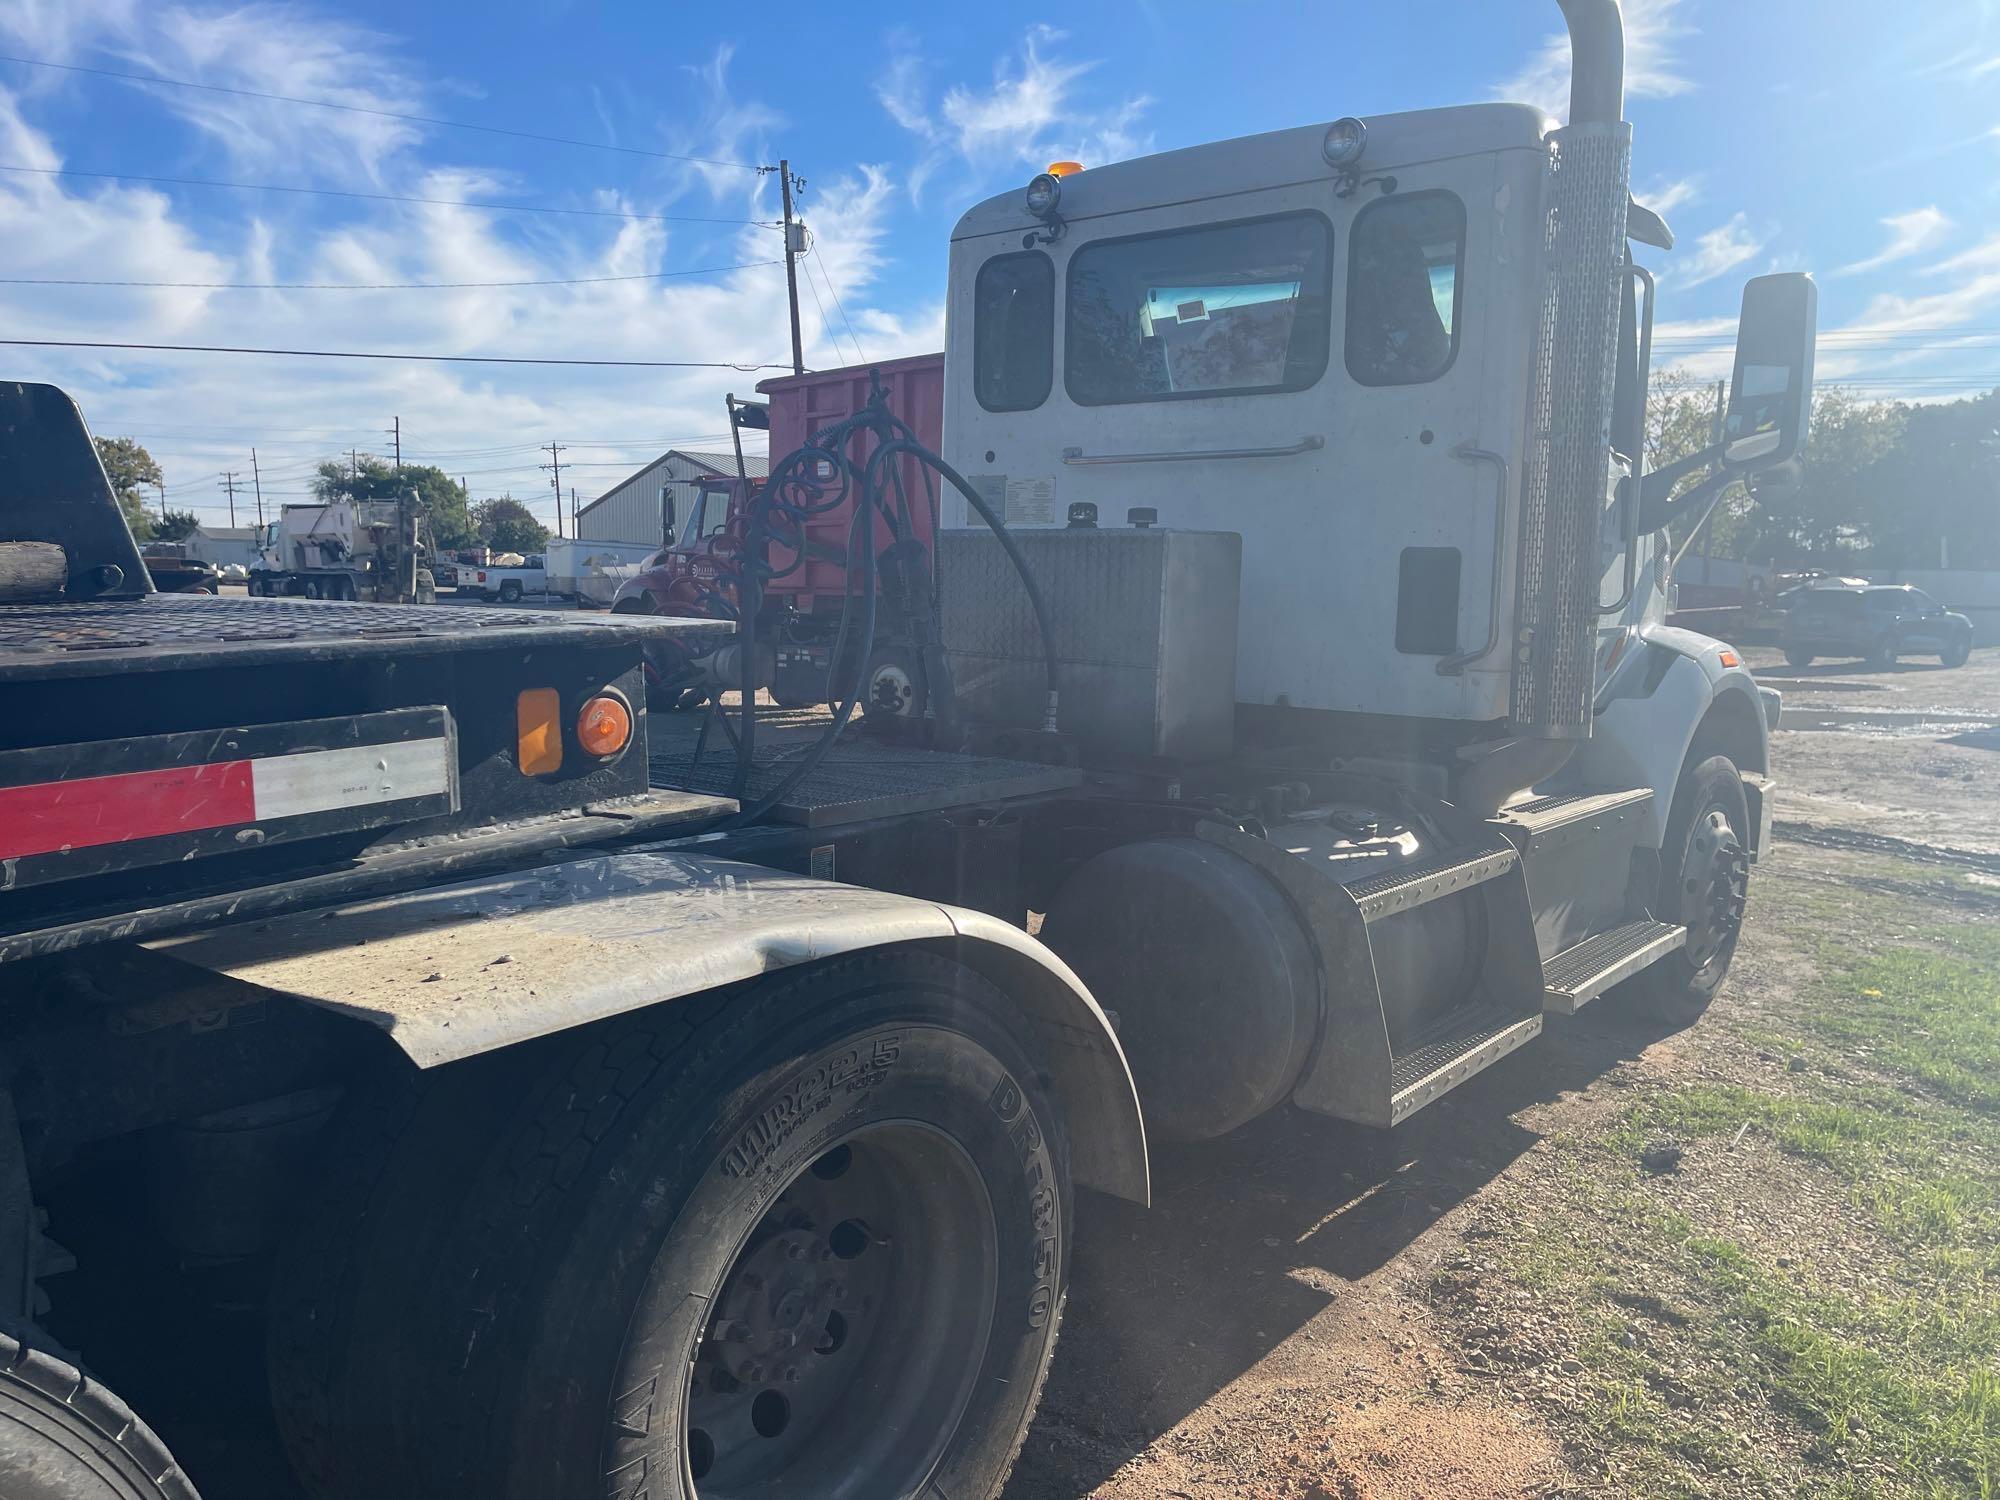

{"left": 1322, "top": 117, "right": 1368, "bottom": 168}
{"left": 1025, "top": 172, "right": 1063, "bottom": 221}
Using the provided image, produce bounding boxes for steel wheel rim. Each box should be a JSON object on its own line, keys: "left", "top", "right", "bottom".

{"left": 868, "top": 661, "right": 917, "bottom": 716}
{"left": 1679, "top": 803, "right": 1747, "bottom": 971}
{"left": 686, "top": 1121, "right": 998, "bottom": 1499}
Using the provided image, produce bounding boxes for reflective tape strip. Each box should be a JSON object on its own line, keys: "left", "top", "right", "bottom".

{"left": 248, "top": 739, "right": 451, "bottom": 821}
{"left": 0, "top": 761, "right": 255, "bottom": 859}
{"left": 0, "top": 736, "right": 451, "bottom": 860}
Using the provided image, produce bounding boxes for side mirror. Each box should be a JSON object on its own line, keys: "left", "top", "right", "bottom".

{"left": 1723, "top": 273, "right": 1817, "bottom": 471}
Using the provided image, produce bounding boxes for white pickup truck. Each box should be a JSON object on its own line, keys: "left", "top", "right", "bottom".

{"left": 459, "top": 554, "right": 546, "bottom": 603}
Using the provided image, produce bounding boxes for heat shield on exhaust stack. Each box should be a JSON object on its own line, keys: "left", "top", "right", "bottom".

{"left": 1511, "top": 121, "right": 1631, "bottom": 736}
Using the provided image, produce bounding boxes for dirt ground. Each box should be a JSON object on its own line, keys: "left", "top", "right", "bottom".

{"left": 54, "top": 650, "right": 1999, "bottom": 1499}
{"left": 1000, "top": 646, "right": 2000, "bottom": 1500}
{"left": 1741, "top": 643, "right": 2000, "bottom": 857}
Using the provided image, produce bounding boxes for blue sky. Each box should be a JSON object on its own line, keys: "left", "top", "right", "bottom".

{"left": 0, "top": 0, "right": 1995, "bottom": 529}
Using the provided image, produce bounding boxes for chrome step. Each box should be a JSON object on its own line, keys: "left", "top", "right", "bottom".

{"left": 1495, "top": 787, "right": 1653, "bottom": 853}
{"left": 1342, "top": 846, "right": 1520, "bottom": 923}
{"left": 1541, "top": 919, "right": 1687, "bottom": 1015}
{"left": 1387, "top": 1002, "right": 1544, "bottom": 1125}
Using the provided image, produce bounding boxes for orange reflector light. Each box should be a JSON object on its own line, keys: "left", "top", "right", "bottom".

{"left": 577, "top": 694, "right": 633, "bottom": 759}
{"left": 1045, "top": 159, "right": 1083, "bottom": 177}
{"left": 517, "top": 688, "right": 562, "bottom": 775}
{"left": 1718, "top": 649, "right": 1741, "bottom": 668}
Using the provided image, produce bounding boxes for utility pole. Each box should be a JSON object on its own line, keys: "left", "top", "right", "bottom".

{"left": 543, "top": 442, "right": 567, "bottom": 540}
{"left": 766, "top": 159, "right": 806, "bottom": 375}
{"left": 388, "top": 416, "right": 401, "bottom": 471}
{"left": 350, "top": 449, "right": 359, "bottom": 481}
{"left": 250, "top": 448, "right": 266, "bottom": 529}
{"left": 218, "top": 471, "right": 241, "bottom": 528}
{"left": 570, "top": 486, "right": 579, "bottom": 538}
{"left": 155, "top": 480, "right": 167, "bottom": 524}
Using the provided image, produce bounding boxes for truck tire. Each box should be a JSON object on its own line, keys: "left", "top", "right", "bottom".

{"left": 1783, "top": 646, "right": 1814, "bottom": 668}
{"left": 1869, "top": 633, "right": 1899, "bottom": 668}
{"left": 1621, "top": 755, "right": 1751, "bottom": 1028}
{"left": 1942, "top": 633, "right": 1972, "bottom": 668}
{"left": 273, "top": 952, "right": 1070, "bottom": 1500}
{"left": 0, "top": 1324, "right": 199, "bottom": 1500}
{"left": 498, "top": 580, "right": 522, "bottom": 603}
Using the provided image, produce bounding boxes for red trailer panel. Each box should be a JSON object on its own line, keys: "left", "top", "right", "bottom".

{"left": 755, "top": 353, "right": 943, "bottom": 608}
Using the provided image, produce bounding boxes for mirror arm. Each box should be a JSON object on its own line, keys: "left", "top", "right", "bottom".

{"left": 1670, "top": 473, "right": 1738, "bottom": 570}
{"left": 1633, "top": 441, "right": 1725, "bottom": 508}
{"left": 1635, "top": 464, "right": 1730, "bottom": 539}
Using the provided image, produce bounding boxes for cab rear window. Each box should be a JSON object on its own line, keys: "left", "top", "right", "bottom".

{"left": 1063, "top": 212, "right": 1334, "bottom": 406}
{"left": 1345, "top": 191, "right": 1466, "bottom": 387}
{"left": 973, "top": 252, "right": 1055, "bottom": 412}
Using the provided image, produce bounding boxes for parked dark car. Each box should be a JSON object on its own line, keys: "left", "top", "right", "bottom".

{"left": 139, "top": 543, "right": 220, "bottom": 594}
{"left": 1781, "top": 584, "right": 1974, "bottom": 668}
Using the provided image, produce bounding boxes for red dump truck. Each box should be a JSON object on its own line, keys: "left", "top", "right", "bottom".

{"left": 614, "top": 352, "right": 944, "bottom": 712}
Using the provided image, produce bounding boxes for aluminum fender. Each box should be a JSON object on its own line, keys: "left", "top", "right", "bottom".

{"left": 1573, "top": 628, "right": 1770, "bottom": 848}
{"left": 158, "top": 851, "right": 1148, "bottom": 1203}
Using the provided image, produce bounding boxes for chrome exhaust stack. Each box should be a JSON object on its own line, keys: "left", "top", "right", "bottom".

{"left": 1508, "top": 0, "right": 1632, "bottom": 743}
{"left": 1556, "top": 0, "right": 1626, "bottom": 124}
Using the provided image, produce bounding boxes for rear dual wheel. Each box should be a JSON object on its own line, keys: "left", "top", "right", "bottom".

{"left": 270, "top": 952, "right": 1069, "bottom": 1500}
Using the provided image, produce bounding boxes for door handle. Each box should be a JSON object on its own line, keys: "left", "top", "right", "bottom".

{"left": 1059, "top": 435, "right": 1325, "bottom": 466}
{"left": 1438, "top": 442, "right": 1510, "bottom": 676}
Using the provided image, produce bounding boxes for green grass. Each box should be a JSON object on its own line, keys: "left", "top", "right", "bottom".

{"left": 1472, "top": 872, "right": 2000, "bottom": 1497}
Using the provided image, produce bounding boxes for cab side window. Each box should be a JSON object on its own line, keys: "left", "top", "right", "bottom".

{"left": 1345, "top": 192, "right": 1466, "bottom": 387}
{"left": 974, "top": 252, "right": 1055, "bottom": 412}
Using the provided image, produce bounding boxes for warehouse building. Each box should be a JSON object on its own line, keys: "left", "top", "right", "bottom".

{"left": 575, "top": 450, "right": 770, "bottom": 546}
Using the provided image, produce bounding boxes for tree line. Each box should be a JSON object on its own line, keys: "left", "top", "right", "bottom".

{"left": 94, "top": 379, "right": 1998, "bottom": 571}
{"left": 93, "top": 441, "right": 553, "bottom": 555}
{"left": 1645, "top": 374, "right": 2000, "bottom": 571}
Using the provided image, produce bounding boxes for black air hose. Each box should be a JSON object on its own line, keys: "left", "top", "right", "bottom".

{"left": 720, "top": 387, "right": 1061, "bottom": 824}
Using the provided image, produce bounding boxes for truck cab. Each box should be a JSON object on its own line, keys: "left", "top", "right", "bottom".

{"left": 945, "top": 105, "right": 1552, "bottom": 727}
{"left": 940, "top": 97, "right": 1810, "bottom": 848}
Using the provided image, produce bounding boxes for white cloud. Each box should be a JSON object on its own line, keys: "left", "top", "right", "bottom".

{"left": 0, "top": 1, "right": 427, "bottom": 185}
{"left": 1833, "top": 207, "right": 1954, "bottom": 278}
{"left": 1675, "top": 213, "right": 1766, "bottom": 290}
{"left": 1637, "top": 175, "right": 1701, "bottom": 216}
{"left": 1927, "top": 235, "right": 2000, "bottom": 276}
{"left": 877, "top": 26, "right": 1152, "bottom": 205}
{"left": 1496, "top": 0, "right": 1697, "bottom": 120}
{"left": 0, "top": 5, "right": 928, "bottom": 533}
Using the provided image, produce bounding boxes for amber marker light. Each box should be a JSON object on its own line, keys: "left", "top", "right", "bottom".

{"left": 577, "top": 693, "right": 633, "bottom": 759}
{"left": 517, "top": 688, "right": 563, "bottom": 775}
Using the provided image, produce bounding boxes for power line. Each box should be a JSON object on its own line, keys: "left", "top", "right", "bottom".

{"left": 0, "top": 338, "right": 790, "bottom": 369}
{"left": 797, "top": 252, "right": 839, "bottom": 363}
{"left": 0, "top": 259, "right": 782, "bottom": 292}
{"left": 0, "top": 53, "right": 764, "bottom": 171}
{"left": 809, "top": 249, "right": 869, "bottom": 365}
{"left": 0, "top": 164, "right": 782, "bottom": 228}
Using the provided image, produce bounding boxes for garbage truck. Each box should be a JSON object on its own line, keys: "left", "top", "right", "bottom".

{"left": 0, "top": 3, "right": 1812, "bottom": 1495}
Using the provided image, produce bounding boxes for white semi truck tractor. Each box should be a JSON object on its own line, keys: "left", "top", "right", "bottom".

{"left": 0, "top": 3, "right": 1811, "bottom": 1497}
